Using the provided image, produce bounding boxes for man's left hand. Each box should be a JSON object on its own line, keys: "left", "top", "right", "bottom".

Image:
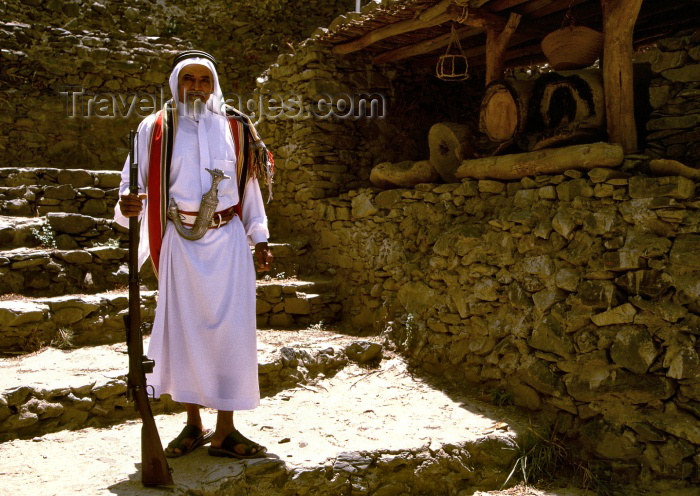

{"left": 254, "top": 242, "right": 273, "bottom": 273}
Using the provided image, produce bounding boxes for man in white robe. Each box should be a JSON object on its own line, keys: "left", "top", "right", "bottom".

{"left": 116, "top": 50, "right": 273, "bottom": 459}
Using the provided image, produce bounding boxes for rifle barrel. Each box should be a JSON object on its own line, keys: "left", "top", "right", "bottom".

{"left": 126, "top": 129, "right": 173, "bottom": 487}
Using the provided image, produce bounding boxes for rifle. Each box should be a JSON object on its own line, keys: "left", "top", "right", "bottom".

{"left": 124, "top": 130, "right": 174, "bottom": 487}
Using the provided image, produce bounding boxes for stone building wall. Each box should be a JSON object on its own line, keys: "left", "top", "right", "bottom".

{"left": 256, "top": 30, "right": 700, "bottom": 486}
{"left": 643, "top": 29, "right": 700, "bottom": 165}
{"left": 256, "top": 40, "right": 483, "bottom": 235}
{"left": 0, "top": 0, "right": 351, "bottom": 169}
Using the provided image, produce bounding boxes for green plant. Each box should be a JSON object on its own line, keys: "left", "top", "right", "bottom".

{"left": 309, "top": 321, "right": 325, "bottom": 332}
{"left": 51, "top": 327, "right": 75, "bottom": 350}
{"left": 96, "top": 237, "right": 120, "bottom": 248}
{"left": 491, "top": 388, "right": 514, "bottom": 407}
{"left": 503, "top": 428, "right": 568, "bottom": 488}
{"left": 161, "top": 17, "right": 179, "bottom": 37}
{"left": 503, "top": 424, "right": 620, "bottom": 495}
{"left": 31, "top": 223, "right": 57, "bottom": 249}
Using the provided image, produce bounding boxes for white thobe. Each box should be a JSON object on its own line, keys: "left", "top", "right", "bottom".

{"left": 115, "top": 107, "right": 269, "bottom": 411}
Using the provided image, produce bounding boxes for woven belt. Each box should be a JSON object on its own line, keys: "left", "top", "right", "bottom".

{"left": 176, "top": 205, "right": 237, "bottom": 229}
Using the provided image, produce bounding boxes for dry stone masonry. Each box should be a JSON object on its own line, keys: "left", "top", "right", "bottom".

{"left": 643, "top": 29, "right": 700, "bottom": 164}
{"left": 2, "top": 0, "right": 700, "bottom": 492}
{"left": 256, "top": 20, "right": 700, "bottom": 489}
{"left": 0, "top": 0, "right": 351, "bottom": 170}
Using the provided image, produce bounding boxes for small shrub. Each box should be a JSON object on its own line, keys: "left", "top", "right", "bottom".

{"left": 51, "top": 327, "right": 75, "bottom": 350}
{"left": 31, "top": 223, "right": 57, "bottom": 249}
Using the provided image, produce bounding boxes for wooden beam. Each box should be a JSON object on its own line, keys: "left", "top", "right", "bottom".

{"left": 332, "top": 11, "right": 454, "bottom": 55}
{"left": 418, "top": 0, "right": 452, "bottom": 21}
{"left": 455, "top": 143, "right": 624, "bottom": 180}
{"left": 526, "top": 0, "right": 590, "bottom": 20}
{"left": 513, "top": 0, "right": 556, "bottom": 16}
{"left": 482, "top": 0, "right": 528, "bottom": 11}
{"left": 649, "top": 159, "right": 700, "bottom": 180}
{"left": 446, "top": 3, "right": 507, "bottom": 29}
{"left": 601, "top": 0, "right": 643, "bottom": 153}
{"left": 468, "top": 0, "right": 495, "bottom": 7}
{"left": 373, "top": 26, "right": 483, "bottom": 64}
{"left": 485, "top": 12, "right": 521, "bottom": 83}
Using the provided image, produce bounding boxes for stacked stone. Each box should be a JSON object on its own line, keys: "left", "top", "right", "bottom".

{"left": 256, "top": 278, "right": 342, "bottom": 329}
{"left": 0, "top": 167, "right": 121, "bottom": 218}
{"left": 289, "top": 166, "right": 700, "bottom": 485}
{"left": 0, "top": 0, "right": 352, "bottom": 170}
{"left": 257, "top": 41, "right": 482, "bottom": 236}
{"left": 251, "top": 15, "right": 700, "bottom": 485}
{"left": 0, "top": 292, "right": 157, "bottom": 353}
{"left": 643, "top": 29, "right": 700, "bottom": 164}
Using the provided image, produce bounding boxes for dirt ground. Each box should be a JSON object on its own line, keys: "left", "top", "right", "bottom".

{"left": 0, "top": 351, "right": 603, "bottom": 496}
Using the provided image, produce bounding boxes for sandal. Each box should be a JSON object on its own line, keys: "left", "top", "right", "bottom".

{"left": 208, "top": 428, "right": 268, "bottom": 459}
{"left": 165, "top": 424, "right": 214, "bottom": 458}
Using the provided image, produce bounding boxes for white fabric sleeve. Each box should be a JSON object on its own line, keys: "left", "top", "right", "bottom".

{"left": 114, "top": 114, "right": 156, "bottom": 270}
{"left": 114, "top": 114, "right": 156, "bottom": 228}
{"left": 241, "top": 175, "right": 269, "bottom": 246}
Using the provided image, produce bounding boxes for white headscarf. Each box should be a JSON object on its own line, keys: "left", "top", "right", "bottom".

{"left": 168, "top": 56, "right": 225, "bottom": 116}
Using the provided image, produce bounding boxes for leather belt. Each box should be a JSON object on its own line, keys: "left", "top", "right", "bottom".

{"left": 176, "top": 205, "right": 237, "bottom": 230}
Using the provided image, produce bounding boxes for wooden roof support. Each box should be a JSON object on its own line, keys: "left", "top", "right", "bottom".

{"left": 334, "top": 3, "right": 509, "bottom": 57}
{"left": 373, "top": 26, "right": 483, "bottom": 64}
{"left": 446, "top": 3, "right": 507, "bottom": 29}
{"left": 483, "top": 0, "right": 529, "bottom": 11}
{"left": 601, "top": 0, "right": 643, "bottom": 153}
{"left": 419, "top": 0, "right": 452, "bottom": 22}
{"left": 332, "top": 11, "right": 455, "bottom": 55}
{"left": 485, "top": 12, "right": 521, "bottom": 84}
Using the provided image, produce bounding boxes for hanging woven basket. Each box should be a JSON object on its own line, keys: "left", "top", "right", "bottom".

{"left": 436, "top": 24, "right": 470, "bottom": 81}
{"left": 436, "top": 54, "right": 469, "bottom": 81}
{"left": 541, "top": 24, "right": 603, "bottom": 70}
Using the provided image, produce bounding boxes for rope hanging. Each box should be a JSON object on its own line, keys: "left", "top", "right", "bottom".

{"left": 453, "top": 0, "right": 470, "bottom": 24}
{"left": 436, "top": 24, "right": 469, "bottom": 81}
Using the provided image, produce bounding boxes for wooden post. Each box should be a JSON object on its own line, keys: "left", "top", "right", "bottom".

{"left": 485, "top": 13, "right": 521, "bottom": 84}
{"left": 600, "top": 0, "right": 643, "bottom": 153}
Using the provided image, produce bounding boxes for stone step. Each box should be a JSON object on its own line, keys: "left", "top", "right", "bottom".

{"left": 0, "top": 167, "right": 121, "bottom": 189}
{"left": 0, "top": 277, "right": 341, "bottom": 354}
{"left": 0, "top": 290, "right": 158, "bottom": 355}
{"left": 1, "top": 214, "right": 308, "bottom": 275}
{"left": 0, "top": 215, "right": 46, "bottom": 248}
{"left": 256, "top": 276, "right": 342, "bottom": 329}
{"left": 0, "top": 245, "right": 154, "bottom": 298}
{"left": 0, "top": 184, "right": 118, "bottom": 218}
{"left": 0, "top": 239, "right": 316, "bottom": 297}
{"left": 0, "top": 330, "right": 383, "bottom": 442}
{"left": 0, "top": 350, "right": 534, "bottom": 496}
{"left": 0, "top": 211, "right": 129, "bottom": 251}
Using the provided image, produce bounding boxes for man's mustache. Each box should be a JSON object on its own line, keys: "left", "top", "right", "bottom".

{"left": 185, "top": 91, "right": 208, "bottom": 99}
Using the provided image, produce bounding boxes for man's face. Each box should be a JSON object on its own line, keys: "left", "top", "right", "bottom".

{"left": 177, "top": 64, "right": 214, "bottom": 105}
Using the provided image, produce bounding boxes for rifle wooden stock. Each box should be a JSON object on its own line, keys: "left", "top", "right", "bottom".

{"left": 125, "top": 130, "right": 173, "bottom": 487}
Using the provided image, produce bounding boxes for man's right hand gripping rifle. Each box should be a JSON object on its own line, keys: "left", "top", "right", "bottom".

{"left": 119, "top": 192, "right": 147, "bottom": 217}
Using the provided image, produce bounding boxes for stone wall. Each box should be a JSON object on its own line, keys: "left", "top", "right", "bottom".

{"left": 256, "top": 40, "right": 484, "bottom": 235}
{"left": 256, "top": 28, "right": 700, "bottom": 488}
{"left": 0, "top": 0, "right": 351, "bottom": 169}
{"left": 642, "top": 29, "right": 700, "bottom": 165}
